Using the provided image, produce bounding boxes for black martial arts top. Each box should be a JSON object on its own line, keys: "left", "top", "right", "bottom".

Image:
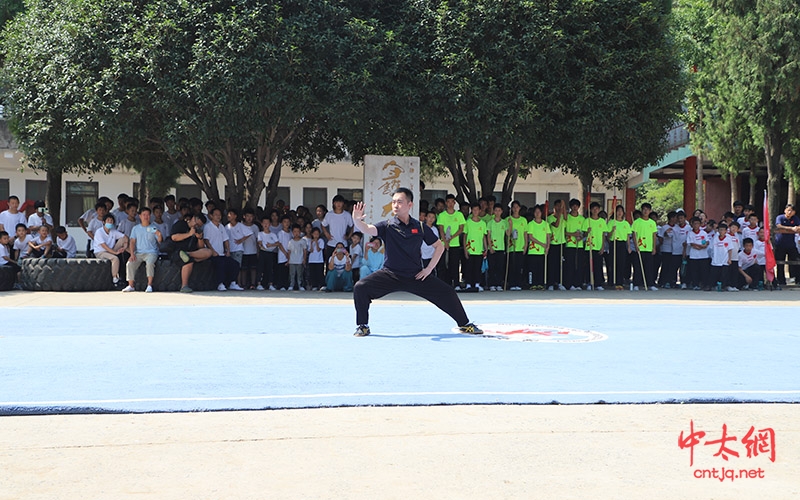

{"left": 375, "top": 216, "right": 439, "bottom": 278}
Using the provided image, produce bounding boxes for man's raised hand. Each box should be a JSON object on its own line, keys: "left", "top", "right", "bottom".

{"left": 353, "top": 202, "right": 366, "bottom": 221}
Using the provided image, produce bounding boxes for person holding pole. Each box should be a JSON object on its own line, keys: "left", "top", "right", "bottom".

{"left": 525, "top": 205, "right": 551, "bottom": 289}
{"left": 436, "top": 194, "right": 466, "bottom": 289}
{"left": 631, "top": 203, "right": 659, "bottom": 291}
{"left": 506, "top": 201, "right": 527, "bottom": 290}
{"left": 607, "top": 205, "right": 632, "bottom": 290}
{"left": 582, "top": 202, "right": 608, "bottom": 290}
{"left": 546, "top": 199, "right": 567, "bottom": 290}
{"left": 563, "top": 199, "right": 585, "bottom": 290}
{"left": 486, "top": 204, "right": 509, "bottom": 291}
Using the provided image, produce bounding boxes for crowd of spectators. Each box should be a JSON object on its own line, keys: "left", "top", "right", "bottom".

{"left": 2, "top": 191, "right": 800, "bottom": 293}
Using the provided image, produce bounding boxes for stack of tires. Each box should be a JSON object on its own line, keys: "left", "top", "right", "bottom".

{"left": 19, "top": 258, "right": 114, "bottom": 292}
{"left": 133, "top": 258, "right": 217, "bottom": 291}
{"left": 0, "top": 265, "right": 16, "bottom": 291}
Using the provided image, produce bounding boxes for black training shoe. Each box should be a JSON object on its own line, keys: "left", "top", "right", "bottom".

{"left": 354, "top": 325, "right": 371, "bottom": 337}
{"left": 458, "top": 322, "right": 484, "bottom": 335}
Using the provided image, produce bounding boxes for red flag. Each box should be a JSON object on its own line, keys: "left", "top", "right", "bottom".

{"left": 763, "top": 190, "right": 777, "bottom": 282}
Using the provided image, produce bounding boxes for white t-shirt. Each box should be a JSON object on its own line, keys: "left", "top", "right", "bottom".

{"left": 658, "top": 224, "right": 674, "bottom": 253}
{"left": 241, "top": 223, "right": 259, "bottom": 255}
{"left": 87, "top": 216, "right": 105, "bottom": 236}
{"left": 738, "top": 249, "right": 760, "bottom": 270}
{"left": 80, "top": 208, "right": 96, "bottom": 223}
{"left": 93, "top": 228, "right": 124, "bottom": 254}
{"left": 727, "top": 233, "right": 740, "bottom": 261}
{"left": 27, "top": 213, "right": 53, "bottom": 229}
{"left": 322, "top": 211, "right": 353, "bottom": 247}
{"left": 753, "top": 240, "right": 767, "bottom": 265}
{"left": 307, "top": 238, "right": 324, "bottom": 264}
{"left": 710, "top": 234, "right": 733, "bottom": 267}
{"left": 13, "top": 234, "right": 33, "bottom": 258}
{"left": 349, "top": 241, "right": 363, "bottom": 269}
{"left": 0, "top": 210, "right": 27, "bottom": 234}
{"left": 741, "top": 224, "right": 759, "bottom": 244}
{"left": 0, "top": 242, "right": 10, "bottom": 264}
{"left": 56, "top": 234, "right": 77, "bottom": 258}
{"left": 685, "top": 229, "right": 709, "bottom": 260}
{"left": 162, "top": 210, "right": 181, "bottom": 229}
{"left": 31, "top": 234, "right": 52, "bottom": 249}
{"left": 277, "top": 230, "right": 292, "bottom": 264}
{"left": 257, "top": 231, "right": 278, "bottom": 253}
{"left": 671, "top": 222, "right": 691, "bottom": 256}
{"left": 421, "top": 225, "right": 439, "bottom": 260}
{"left": 117, "top": 217, "right": 138, "bottom": 237}
{"left": 152, "top": 220, "right": 170, "bottom": 239}
{"left": 226, "top": 222, "right": 250, "bottom": 253}
{"left": 287, "top": 238, "right": 306, "bottom": 265}
{"left": 203, "top": 221, "right": 229, "bottom": 255}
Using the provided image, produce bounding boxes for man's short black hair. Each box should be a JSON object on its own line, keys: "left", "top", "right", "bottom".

{"left": 54, "top": 226, "right": 67, "bottom": 235}
{"left": 641, "top": 203, "right": 652, "bottom": 210}
{"left": 393, "top": 187, "right": 414, "bottom": 202}
{"left": 195, "top": 213, "right": 207, "bottom": 224}
{"left": 164, "top": 194, "right": 176, "bottom": 202}
{"left": 445, "top": 194, "right": 456, "bottom": 201}
{"left": 729, "top": 220, "right": 740, "bottom": 228}
{"left": 743, "top": 237, "right": 754, "bottom": 246}
{"left": 15, "top": 223, "right": 26, "bottom": 231}
{"left": 332, "top": 194, "right": 346, "bottom": 204}
{"left": 589, "top": 201, "right": 600, "bottom": 210}
{"left": 568, "top": 198, "right": 581, "bottom": 208}
{"left": 733, "top": 200, "right": 744, "bottom": 207}
{"left": 139, "top": 207, "right": 151, "bottom": 215}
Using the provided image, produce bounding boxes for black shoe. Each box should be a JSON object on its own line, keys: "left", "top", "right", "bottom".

{"left": 354, "top": 325, "right": 371, "bottom": 337}
{"left": 457, "top": 322, "right": 483, "bottom": 335}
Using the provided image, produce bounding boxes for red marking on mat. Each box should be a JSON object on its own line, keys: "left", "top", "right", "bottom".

{"left": 493, "top": 329, "right": 570, "bottom": 336}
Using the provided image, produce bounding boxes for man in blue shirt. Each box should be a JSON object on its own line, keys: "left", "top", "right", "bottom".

{"left": 351, "top": 187, "right": 482, "bottom": 337}
{"left": 774, "top": 203, "right": 800, "bottom": 286}
{"left": 122, "top": 207, "right": 163, "bottom": 293}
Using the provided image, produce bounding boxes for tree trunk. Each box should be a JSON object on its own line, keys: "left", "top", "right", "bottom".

{"left": 263, "top": 153, "right": 284, "bottom": 210}
{"left": 138, "top": 169, "right": 148, "bottom": 205}
{"left": 748, "top": 162, "right": 757, "bottom": 206}
{"left": 730, "top": 172, "right": 738, "bottom": 207}
{"left": 788, "top": 181, "right": 796, "bottom": 208}
{"left": 46, "top": 168, "right": 62, "bottom": 227}
{"left": 500, "top": 153, "right": 523, "bottom": 210}
{"left": 697, "top": 153, "right": 705, "bottom": 212}
{"left": 764, "top": 131, "right": 783, "bottom": 230}
{"left": 577, "top": 170, "right": 593, "bottom": 215}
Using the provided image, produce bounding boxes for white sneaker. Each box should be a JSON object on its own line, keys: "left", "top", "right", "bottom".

{"left": 633, "top": 286, "right": 640, "bottom": 291}
{"left": 649, "top": 286, "right": 659, "bottom": 291}
{"left": 476, "top": 285, "right": 484, "bottom": 292}
{"left": 113, "top": 277, "right": 119, "bottom": 285}
{"left": 121, "top": 285, "right": 134, "bottom": 292}
{"left": 586, "top": 285, "right": 593, "bottom": 291}
{"left": 256, "top": 285, "right": 265, "bottom": 291}
{"left": 268, "top": 285, "right": 276, "bottom": 291}
{"left": 229, "top": 282, "right": 244, "bottom": 291}
{"left": 279, "top": 287, "right": 286, "bottom": 291}
{"left": 299, "top": 287, "right": 306, "bottom": 291}
{"left": 145, "top": 285, "right": 153, "bottom": 293}
{"left": 217, "top": 283, "right": 227, "bottom": 291}
{"left": 510, "top": 286, "right": 520, "bottom": 291}
{"left": 455, "top": 286, "right": 462, "bottom": 291}
{"left": 465, "top": 284, "right": 472, "bottom": 289}
{"left": 680, "top": 283, "right": 687, "bottom": 290}
{"left": 287, "top": 286, "right": 294, "bottom": 291}
{"left": 558, "top": 284, "right": 567, "bottom": 291}
{"left": 596, "top": 286, "right": 605, "bottom": 291}
{"left": 727, "top": 286, "right": 739, "bottom": 292}
{"left": 569, "top": 286, "right": 580, "bottom": 291}
{"left": 547, "top": 286, "right": 554, "bottom": 291}
{"left": 489, "top": 286, "right": 496, "bottom": 291}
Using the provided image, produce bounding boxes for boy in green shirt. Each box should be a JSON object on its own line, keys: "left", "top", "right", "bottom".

{"left": 631, "top": 202, "right": 659, "bottom": 290}
{"left": 607, "top": 204, "right": 632, "bottom": 289}
{"left": 486, "top": 204, "right": 508, "bottom": 291}
{"left": 581, "top": 202, "right": 608, "bottom": 290}
{"left": 436, "top": 194, "right": 465, "bottom": 289}
{"left": 546, "top": 199, "right": 567, "bottom": 290}
{"left": 564, "top": 198, "right": 586, "bottom": 290}
{"left": 525, "top": 205, "right": 552, "bottom": 289}
{"left": 507, "top": 201, "right": 528, "bottom": 290}
{"left": 463, "top": 203, "right": 488, "bottom": 291}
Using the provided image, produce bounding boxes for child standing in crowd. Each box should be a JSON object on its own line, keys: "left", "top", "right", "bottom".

{"left": 582, "top": 202, "right": 607, "bottom": 290}
{"left": 507, "top": 201, "right": 528, "bottom": 290}
{"left": 52, "top": 226, "right": 77, "bottom": 258}
{"left": 462, "top": 203, "right": 488, "bottom": 291}
{"left": 727, "top": 220, "right": 741, "bottom": 288}
{"left": 421, "top": 211, "right": 439, "bottom": 273}
{"left": 437, "top": 194, "right": 466, "bottom": 289}
{"left": 117, "top": 202, "right": 139, "bottom": 237}
{"left": 525, "top": 204, "right": 551, "bottom": 289}
{"left": 0, "top": 195, "right": 27, "bottom": 234}
{"left": 322, "top": 195, "right": 354, "bottom": 264}
{"left": 240, "top": 208, "right": 260, "bottom": 288}
{"left": 631, "top": 203, "right": 658, "bottom": 291}
{"left": 486, "top": 204, "right": 508, "bottom": 291}
{"left": 709, "top": 222, "right": 738, "bottom": 291}
{"left": 152, "top": 205, "right": 170, "bottom": 239}
{"left": 607, "top": 205, "right": 631, "bottom": 290}
{"left": 275, "top": 215, "right": 292, "bottom": 290}
{"left": 546, "top": 200, "right": 567, "bottom": 290}
{"left": 307, "top": 227, "right": 325, "bottom": 290}
{"left": 564, "top": 199, "right": 585, "bottom": 290}
{"left": 742, "top": 214, "right": 760, "bottom": 242}
{"left": 349, "top": 232, "right": 363, "bottom": 282}
{"left": 657, "top": 211, "right": 676, "bottom": 288}
{"left": 257, "top": 216, "right": 279, "bottom": 290}
{"left": 684, "top": 216, "right": 710, "bottom": 290}
{"left": 671, "top": 210, "right": 691, "bottom": 289}
{"left": 286, "top": 224, "right": 307, "bottom": 291}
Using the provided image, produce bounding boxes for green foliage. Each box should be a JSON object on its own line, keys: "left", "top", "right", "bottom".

{"left": 636, "top": 179, "right": 684, "bottom": 216}
{"left": 0, "top": 0, "right": 24, "bottom": 27}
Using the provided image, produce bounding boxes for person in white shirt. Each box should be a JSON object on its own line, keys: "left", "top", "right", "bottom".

{"left": 112, "top": 193, "right": 129, "bottom": 225}
{"left": 274, "top": 215, "right": 293, "bottom": 290}
{"left": 226, "top": 209, "right": 250, "bottom": 266}
{"left": 322, "top": 195, "right": 354, "bottom": 264}
{"left": 684, "top": 217, "right": 710, "bottom": 290}
{"left": 151, "top": 205, "right": 170, "bottom": 240}
{"left": 741, "top": 214, "right": 760, "bottom": 244}
{"left": 709, "top": 223, "right": 737, "bottom": 291}
{"left": 240, "top": 208, "right": 260, "bottom": 289}
{"left": 162, "top": 195, "right": 181, "bottom": 229}
{"left": 285, "top": 224, "right": 308, "bottom": 291}
{"left": 0, "top": 230, "right": 22, "bottom": 287}
{"left": 657, "top": 211, "right": 676, "bottom": 287}
{"left": 203, "top": 208, "right": 243, "bottom": 291}
{"left": 670, "top": 210, "right": 691, "bottom": 288}
{"left": 0, "top": 195, "right": 27, "bottom": 235}
{"left": 728, "top": 221, "right": 742, "bottom": 282}
{"left": 257, "top": 215, "right": 279, "bottom": 290}
{"left": 349, "top": 232, "right": 364, "bottom": 282}
{"left": 116, "top": 202, "right": 139, "bottom": 237}
{"left": 53, "top": 226, "right": 77, "bottom": 258}
{"left": 27, "top": 225, "right": 53, "bottom": 258}
{"left": 93, "top": 213, "right": 129, "bottom": 285}
{"left": 306, "top": 227, "right": 326, "bottom": 290}
{"left": 12, "top": 224, "right": 33, "bottom": 260}
{"left": 737, "top": 238, "right": 763, "bottom": 290}
{"left": 27, "top": 201, "right": 54, "bottom": 233}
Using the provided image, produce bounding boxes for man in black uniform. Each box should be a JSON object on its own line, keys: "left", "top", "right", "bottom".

{"left": 351, "top": 187, "right": 482, "bottom": 337}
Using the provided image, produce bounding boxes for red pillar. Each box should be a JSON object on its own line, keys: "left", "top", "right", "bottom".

{"left": 625, "top": 188, "right": 636, "bottom": 222}
{"left": 683, "top": 156, "right": 697, "bottom": 214}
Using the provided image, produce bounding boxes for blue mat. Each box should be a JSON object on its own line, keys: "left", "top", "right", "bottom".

{"left": 1, "top": 302, "right": 798, "bottom": 414}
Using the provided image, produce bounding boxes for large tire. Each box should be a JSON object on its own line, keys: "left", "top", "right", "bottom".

{"left": 0, "top": 265, "right": 15, "bottom": 291}
{"left": 133, "top": 258, "right": 217, "bottom": 291}
{"left": 20, "top": 258, "right": 114, "bottom": 292}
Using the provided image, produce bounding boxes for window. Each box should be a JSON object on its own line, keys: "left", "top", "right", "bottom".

{"left": 590, "top": 193, "right": 606, "bottom": 211}
{"left": 176, "top": 184, "right": 202, "bottom": 202}
{"left": 337, "top": 188, "right": 363, "bottom": 202}
{"left": 303, "top": 188, "right": 328, "bottom": 210}
{"left": 0, "top": 178, "right": 9, "bottom": 201}
{"left": 548, "top": 192, "right": 570, "bottom": 208}
{"left": 26, "top": 179, "right": 47, "bottom": 203}
{"left": 274, "top": 186, "right": 291, "bottom": 208}
{"left": 65, "top": 181, "right": 98, "bottom": 227}
{"left": 514, "top": 192, "right": 536, "bottom": 209}
{"left": 421, "top": 189, "right": 447, "bottom": 205}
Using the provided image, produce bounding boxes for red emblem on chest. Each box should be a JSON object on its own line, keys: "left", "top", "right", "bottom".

{"left": 411, "top": 228, "right": 418, "bottom": 234}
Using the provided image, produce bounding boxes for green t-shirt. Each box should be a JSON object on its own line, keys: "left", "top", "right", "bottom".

{"left": 581, "top": 217, "right": 608, "bottom": 251}
{"left": 437, "top": 210, "right": 466, "bottom": 247}
{"left": 507, "top": 216, "right": 527, "bottom": 252}
{"left": 607, "top": 219, "right": 632, "bottom": 242}
{"left": 463, "top": 218, "right": 487, "bottom": 255}
{"left": 525, "top": 219, "right": 552, "bottom": 255}
{"left": 486, "top": 217, "right": 507, "bottom": 252}
{"left": 631, "top": 217, "right": 658, "bottom": 252}
{"left": 565, "top": 214, "right": 585, "bottom": 249}
{"left": 546, "top": 214, "right": 566, "bottom": 245}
